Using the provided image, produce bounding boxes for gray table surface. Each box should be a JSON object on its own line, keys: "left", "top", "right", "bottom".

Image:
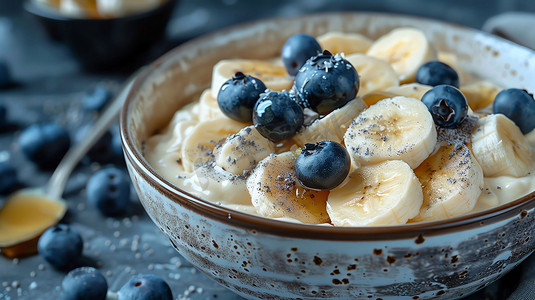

{"left": 1, "top": 1, "right": 535, "bottom": 299}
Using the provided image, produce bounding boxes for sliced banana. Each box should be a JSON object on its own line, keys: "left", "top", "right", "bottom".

{"left": 246, "top": 152, "right": 330, "bottom": 224}
{"left": 214, "top": 126, "right": 275, "bottom": 175}
{"left": 412, "top": 144, "right": 484, "bottom": 222}
{"left": 361, "top": 91, "right": 399, "bottom": 107}
{"left": 317, "top": 31, "right": 373, "bottom": 55}
{"left": 460, "top": 81, "right": 502, "bottom": 111}
{"left": 198, "top": 88, "right": 225, "bottom": 121}
{"left": 385, "top": 83, "right": 432, "bottom": 100}
{"left": 345, "top": 54, "right": 400, "bottom": 96}
{"left": 293, "top": 98, "right": 367, "bottom": 147}
{"left": 211, "top": 59, "right": 292, "bottom": 98}
{"left": 471, "top": 114, "right": 532, "bottom": 177}
{"left": 181, "top": 118, "right": 244, "bottom": 172}
{"left": 366, "top": 27, "right": 437, "bottom": 83}
{"left": 327, "top": 160, "right": 423, "bottom": 226}
{"left": 344, "top": 96, "right": 437, "bottom": 169}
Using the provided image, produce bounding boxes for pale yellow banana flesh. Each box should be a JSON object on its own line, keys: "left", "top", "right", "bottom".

{"left": 366, "top": 27, "right": 437, "bottom": 83}
{"left": 246, "top": 152, "right": 331, "bottom": 224}
{"left": 471, "top": 114, "right": 532, "bottom": 177}
{"left": 181, "top": 118, "right": 245, "bottom": 172}
{"left": 214, "top": 126, "right": 275, "bottom": 175}
{"left": 317, "top": 31, "right": 373, "bottom": 55}
{"left": 327, "top": 160, "right": 423, "bottom": 226}
{"left": 461, "top": 81, "right": 502, "bottom": 111}
{"left": 412, "top": 144, "right": 484, "bottom": 222}
{"left": 385, "top": 83, "right": 432, "bottom": 100}
{"left": 211, "top": 59, "right": 292, "bottom": 98}
{"left": 344, "top": 96, "right": 437, "bottom": 168}
{"left": 345, "top": 53, "right": 400, "bottom": 96}
{"left": 293, "top": 97, "right": 367, "bottom": 147}
{"left": 198, "top": 88, "right": 225, "bottom": 121}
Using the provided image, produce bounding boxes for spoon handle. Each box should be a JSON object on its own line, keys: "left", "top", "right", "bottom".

{"left": 46, "top": 69, "right": 143, "bottom": 199}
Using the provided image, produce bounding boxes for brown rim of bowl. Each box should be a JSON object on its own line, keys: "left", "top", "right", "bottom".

{"left": 121, "top": 12, "right": 535, "bottom": 241}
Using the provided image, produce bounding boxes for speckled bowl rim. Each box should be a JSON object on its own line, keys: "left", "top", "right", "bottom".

{"left": 121, "top": 12, "right": 535, "bottom": 241}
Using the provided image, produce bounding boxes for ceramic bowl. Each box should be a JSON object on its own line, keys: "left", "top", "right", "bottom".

{"left": 120, "top": 13, "right": 535, "bottom": 299}
{"left": 23, "top": 0, "right": 178, "bottom": 70}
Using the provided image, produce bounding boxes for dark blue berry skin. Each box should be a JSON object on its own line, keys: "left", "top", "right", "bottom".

{"left": 295, "top": 141, "right": 350, "bottom": 190}
{"left": 421, "top": 85, "right": 468, "bottom": 129}
{"left": 75, "top": 124, "right": 113, "bottom": 162}
{"left": 0, "top": 61, "right": 12, "bottom": 89}
{"left": 82, "top": 85, "right": 113, "bottom": 112}
{"left": 294, "top": 51, "right": 359, "bottom": 115}
{"left": 38, "top": 224, "right": 83, "bottom": 270}
{"left": 111, "top": 126, "right": 124, "bottom": 159}
{"left": 118, "top": 274, "right": 173, "bottom": 300}
{"left": 86, "top": 167, "right": 130, "bottom": 216}
{"left": 217, "top": 72, "right": 266, "bottom": 122}
{"left": 282, "top": 33, "right": 322, "bottom": 76}
{"left": 0, "top": 161, "right": 17, "bottom": 195}
{"left": 493, "top": 88, "right": 535, "bottom": 134}
{"left": 19, "top": 122, "right": 71, "bottom": 169}
{"left": 61, "top": 267, "right": 108, "bottom": 300}
{"left": 0, "top": 104, "right": 7, "bottom": 128}
{"left": 253, "top": 90, "right": 304, "bottom": 142}
{"left": 416, "top": 61, "right": 460, "bottom": 87}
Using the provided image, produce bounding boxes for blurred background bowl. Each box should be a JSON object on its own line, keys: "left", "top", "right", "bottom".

{"left": 23, "top": 0, "right": 178, "bottom": 70}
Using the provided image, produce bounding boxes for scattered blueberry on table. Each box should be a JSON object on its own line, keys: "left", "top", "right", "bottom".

{"left": 0, "top": 61, "right": 12, "bottom": 89}
{"left": 295, "top": 141, "right": 351, "bottom": 190}
{"left": 217, "top": 72, "right": 266, "bottom": 122}
{"left": 252, "top": 90, "right": 304, "bottom": 142}
{"left": 493, "top": 88, "right": 535, "bottom": 134}
{"left": 75, "top": 124, "right": 114, "bottom": 163}
{"left": 82, "top": 85, "right": 113, "bottom": 112}
{"left": 281, "top": 33, "right": 322, "bottom": 76}
{"left": 421, "top": 84, "right": 468, "bottom": 128}
{"left": 416, "top": 60, "right": 460, "bottom": 87}
{"left": 0, "top": 161, "right": 17, "bottom": 195}
{"left": 60, "top": 267, "right": 108, "bottom": 300}
{"left": 18, "top": 122, "right": 71, "bottom": 169}
{"left": 86, "top": 167, "right": 131, "bottom": 216}
{"left": 117, "top": 273, "right": 173, "bottom": 300}
{"left": 0, "top": 103, "right": 7, "bottom": 128}
{"left": 293, "top": 50, "right": 359, "bottom": 115}
{"left": 37, "top": 224, "right": 84, "bottom": 270}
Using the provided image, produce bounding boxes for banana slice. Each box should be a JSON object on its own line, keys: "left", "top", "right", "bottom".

{"left": 345, "top": 54, "right": 400, "bottom": 96}
{"left": 412, "top": 144, "right": 484, "bottom": 222}
{"left": 246, "top": 152, "right": 330, "bottom": 224}
{"left": 366, "top": 27, "right": 437, "bottom": 83}
{"left": 293, "top": 98, "right": 367, "bottom": 147}
{"left": 198, "top": 88, "right": 225, "bottom": 121}
{"left": 460, "top": 81, "right": 502, "bottom": 111}
{"left": 211, "top": 59, "right": 292, "bottom": 98}
{"left": 344, "top": 96, "right": 437, "bottom": 169}
{"left": 181, "top": 118, "right": 245, "bottom": 172}
{"left": 361, "top": 91, "right": 399, "bottom": 106}
{"left": 471, "top": 114, "right": 532, "bottom": 177}
{"left": 317, "top": 31, "right": 373, "bottom": 55}
{"left": 385, "top": 83, "right": 432, "bottom": 100}
{"left": 437, "top": 51, "right": 475, "bottom": 85}
{"left": 327, "top": 160, "right": 423, "bottom": 226}
{"left": 214, "top": 126, "right": 275, "bottom": 175}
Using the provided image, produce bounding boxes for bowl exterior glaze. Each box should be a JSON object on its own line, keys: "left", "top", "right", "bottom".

{"left": 121, "top": 13, "right": 535, "bottom": 299}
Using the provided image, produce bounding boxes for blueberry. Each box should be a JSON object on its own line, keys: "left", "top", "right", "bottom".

{"left": 253, "top": 90, "right": 304, "bottom": 142}
{"left": 0, "top": 161, "right": 16, "bottom": 195}
{"left": 0, "top": 104, "right": 7, "bottom": 128}
{"left": 493, "top": 88, "right": 535, "bottom": 134}
{"left": 421, "top": 85, "right": 468, "bottom": 128}
{"left": 86, "top": 167, "right": 130, "bottom": 216}
{"left": 111, "top": 126, "right": 124, "bottom": 159}
{"left": 75, "top": 124, "right": 113, "bottom": 162}
{"left": 416, "top": 61, "right": 460, "bottom": 87}
{"left": 118, "top": 274, "right": 173, "bottom": 300}
{"left": 282, "top": 33, "right": 322, "bottom": 76}
{"left": 294, "top": 50, "right": 359, "bottom": 115}
{"left": 217, "top": 72, "right": 266, "bottom": 122}
{"left": 61, "top": 267, "right": 107, "bottom": 300}
{"left": 0, "top": 61, "right": 12, "bottom": 89}
{"left": 38, "top": 224, "right": 83, "bottom": 270}
{"left": 19, "top": 122, "right": 71, "bottom": 169}
{"left": 295, "top": 141, "right": 350, "bottom": 190}
{"left": 82, "top": 85, "right": 113, "bottom": 112}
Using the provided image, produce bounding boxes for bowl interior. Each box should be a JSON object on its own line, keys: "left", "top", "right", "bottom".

{"left": 122, "top": 13, "right": 535, "bottom": 235}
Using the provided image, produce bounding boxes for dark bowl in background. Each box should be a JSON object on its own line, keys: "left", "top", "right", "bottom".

{"left": 23, "top": 0, "right": 178, "bottom": 70}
